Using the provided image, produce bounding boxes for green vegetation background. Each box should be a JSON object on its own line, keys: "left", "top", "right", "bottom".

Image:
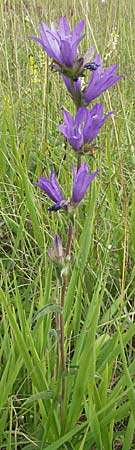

{"left": 0, "top": 0, "right": 135, "bottom": 449}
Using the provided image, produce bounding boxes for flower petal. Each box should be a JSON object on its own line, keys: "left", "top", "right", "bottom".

{"left": 33, "top": 172, "right": 64, "bottom": 203}
{"left": 84, "top": 57, "right": 123, "bottom": 104}
{"left": 60, "top": 40, "right": 75, "bottom": 66}
{"left": 62, "top": 109, "right": 74, "bottom": 127}
{"left": 62, "top": 75, "right": 81, "bottom": 97}
{"left": 58, "top": 17, "right": 71, "bottom": 37}
{"left": 72, "top": 19, "right": 85, "bottom": 42}
{"left": 72, "top": 164, "right": 99, "bottom": 203}
{"left": 50, "top": 171, "right": 64, "bottom": 201}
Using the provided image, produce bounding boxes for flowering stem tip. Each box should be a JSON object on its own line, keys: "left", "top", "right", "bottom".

{"left": 34, "top": 163, "right": 99, "bottom": 211}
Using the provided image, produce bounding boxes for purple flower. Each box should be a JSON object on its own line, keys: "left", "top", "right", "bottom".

{"left": 62, "top": 74, "right": 81, "bottom": 96}
{"left": 34, "top": 172, "right": 70, "bottom": 211}
{"left": 34, "top": 171, "right": 64, "bottom": 211}
{"left": 84, "top": 55, "right": 123, "bottom": 104}
{"left": 29, "top": 17, "right": 85, "bottom": 72}
{"left": 62, "top": 54, "right": 122, "bottom": 104}
{"left": 34, "top": 164, "right": 99, "bottom": 210}
{"left": 72, "top": 163, "right": 99, "bottom": 203}
{"left": 59, "top": 103, "right": 112, "bottom": 152}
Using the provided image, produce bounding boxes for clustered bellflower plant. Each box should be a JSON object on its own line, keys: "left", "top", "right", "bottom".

{"left": 30, "top": 17, "right": 122, "bottom": 423}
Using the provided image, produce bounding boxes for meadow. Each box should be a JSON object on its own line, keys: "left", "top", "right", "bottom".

{"left": 0, "top": 0, "right": 135, "bottom": 448}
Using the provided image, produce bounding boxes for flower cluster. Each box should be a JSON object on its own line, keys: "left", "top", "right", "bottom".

{"left": 59, "top": 103, "right": 112, "bottom": 152}
{"left": 34, "top": 163, "right": 99, "bottom": 211}
{"left": 62, "top": 54, "right": 122, "bottom": 104}
{"left": 31, "top": 17, "right": 122, "bottom": 249}
{"left": 29, "top": 18, "right": 86, "bottom": 80}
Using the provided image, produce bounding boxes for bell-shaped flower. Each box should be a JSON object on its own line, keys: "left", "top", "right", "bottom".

{"left": 62, "top": 54, "right": 122, "bottom": 105}
{"left": 72, "top": 163, "right": 99, "bottom": 203}
{"left": 34, "top": 164, "right": 99, "bottom": 210}
{"left": 33, "top": 171, "right": 66, "bottom": 211}
{"left": 59, "top": 103, "right": 112, "bottom": 152}
{"left": 83, "top": 55, "right": 123, "bottom": 104}
{"left": 29, "top": 17, "right": 86, "bottom": 79}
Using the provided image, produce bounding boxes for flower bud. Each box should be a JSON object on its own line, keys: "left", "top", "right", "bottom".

{"left": 48, "top": 235, "right": 64, "bottom": 264}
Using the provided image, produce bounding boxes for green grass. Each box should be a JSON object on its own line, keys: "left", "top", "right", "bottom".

{"left": 0, "top": 0, "right": 135, "bottom": 448}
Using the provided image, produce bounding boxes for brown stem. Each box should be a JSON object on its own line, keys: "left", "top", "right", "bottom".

{"left": 77, "top": 155, "right": 81, "bottom": 172}
{"left": 60, "top": 222, "right": 73, "bottom": 421}
{"left": 60, "top": 276, "right": 67, "bottom": 418}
